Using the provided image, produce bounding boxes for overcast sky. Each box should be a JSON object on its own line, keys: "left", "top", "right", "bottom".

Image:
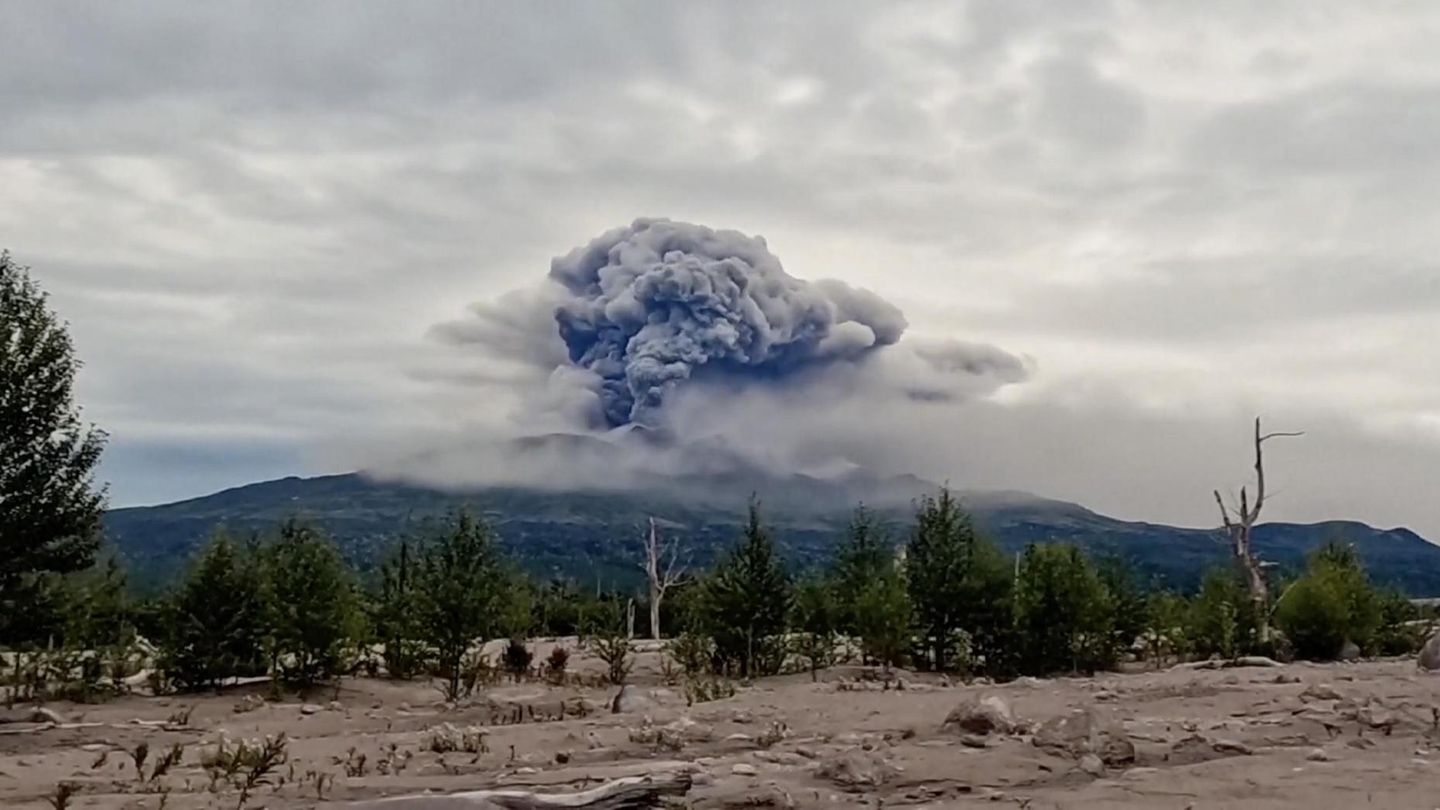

{"left": 6, "top": 1, "right": 1440, "bottom": 537}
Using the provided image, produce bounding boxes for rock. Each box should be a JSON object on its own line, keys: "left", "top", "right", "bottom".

{"left": 1346, "top": 737, "right": 1375, "bottom": 750}
{"left": 1419, "top": 630, "right": 1440, "bottom": 671}
{"left": 942, "top": 695, "right": 1018, "bottom": 736}
{"left": 326, "top": 700, "right": 343, "bottom": 712}
{"left": 1274, "top": 673, "right": 1302, "bottom": 684}
{"left": 300, "top": 704, "right": 322, "bottom": 716}
{"left": 233, "top": 695, "right": 264, "bottom": 714}
{"left": 691, "top": 771, "right": 714, "bottom": 786}
{"left": 1306, "top": 748, "right": 1332, "bottom": 762}
{"left": 1338, "top": 640, "right": 1362, "bottom": 662}
{"left": 960, "top": 734, "right": 990, "bottom": 749}
{"left": 731, "top": 763, "right": 759, "bottom": 777}
{"left": 1078, "top": 754, "right": 1106, "bottom": 777}
{"left": 817, "top": 751, "right": 899, "bottom": 789}
{"left": 1032, "top": 708, "right": 1135, "bottom": 767}
{"left": 1222, "top": 674, "right": 1240, "bottom": 685}
{"left": 732, "top": 710, "right": 755, "bottom": 724}
{"left": 1212, "top": 739, "right": 1253, "bottom": 756}
{"left": 610, "top": 685, "right": 656, "bottom": 714}
{"left": 1301, "top": 683, "right": 1344, "bottom": 702}
{"left": 662, "top": 716, "right": 715, "bottom": 744}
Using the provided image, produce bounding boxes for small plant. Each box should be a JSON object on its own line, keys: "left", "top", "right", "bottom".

{"left": 203, "top": 734, "right": 289, "bottom": 809}
{"left": 665, "top": 631, "right": 714, "bottom": 676}
{"left": 426, "top": 723, "right": 488, "bottom": 755}
{"left": 545, "top": 646, "right": 570, "bottom": 684}
{"left": 167, "top": 705, "right": 195, "bottom": 727}
{"left": 683, "top": 675, "right": 736, "bottom": 705}
{"left": 149, "top": 743, "right": 185, "bottom": 782}
{"left": 502, "top": 638, "right": 533, "bottom": 681}
{"left": 337, "top": 747, "right": 368, "bottom": 777}
{"left": 47, "top": 782, "right": 76, "bottom": 810}
{"left": 130, "top": 741, "right": 150, "bottom": 782}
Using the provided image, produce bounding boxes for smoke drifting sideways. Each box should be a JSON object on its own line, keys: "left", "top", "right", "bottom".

{"left": 409, "top": 218, "right": 1031, "bottom": 491}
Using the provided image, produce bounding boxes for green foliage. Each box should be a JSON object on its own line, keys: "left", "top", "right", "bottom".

{"left": 1275, "top": 542, "right": 1382, "bottom": 660}
{"left": 1013, "top": 544, "right": 1118, "bottom": 675}
{"left": 790, "top": 576, "right": 838, "bottom": 679}
{"left": 263, "top": 521, "right": 360, "bottom": 688}
{"left": 413, "top": 511, "right": 506, "bottom": 701}
{"left": 1142, "top": 591, "right": 1192, "bottom": 666}
{"left": 1374, "top": 589, "right": 1424, "bottom": 655}
{"left": 0, "top": 254, "right": 107, "bottom": 644}
{"left": 665, "top": 630, "right": 715, "bottom": 676}
{"left": 161, "top": 532, "right": 267, "bottom": 691}
{"left": 830, "top": 506, "right": 893, "bottom": 634}
{"left": 904, "top": 488, "right": 1012, "bottom": 673}
{"left": 701, "top": 499, "right": 792, "bottom": 678}
{"left": 585, "top": 600, "right": 633, "bottom": 685}
{"left": 1095, "top": 555, "right": 1146, "bottom": 655}
{"left": 372, "top": 539, "right": 425, "bottom": 679}
{"left": 852, "top": 566, "right": 912, "bottom": 670}
{"left": 1188, "top": 567, "right": 1258, "bottom": 659}
{"left": 501, "top": 637, "right": 533, "bottom": 679}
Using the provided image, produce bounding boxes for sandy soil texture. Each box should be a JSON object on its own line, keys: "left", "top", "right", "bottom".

{"left": 3, "top": 646, "right": 1439, "bottom": 809}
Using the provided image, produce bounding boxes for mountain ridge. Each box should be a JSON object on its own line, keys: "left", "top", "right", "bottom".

{"left": 102, "top": 470, "right": 1440, "bottom": 596}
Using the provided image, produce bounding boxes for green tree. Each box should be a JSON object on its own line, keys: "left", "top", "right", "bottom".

{"left": 1013, "top": 543, "right": 1117, "bottom": 675}
{"left": 414, "top": 512, "right": 505, "bottom": 701}
{"left": 904, "top": 489, "right": 1011, "bottom": 673}
{"left": 1141, "top": 591, "right": 1192, "bottom": 667}
{"left": 264, "top": 521, "right": 359, "bottom": 688}
{"left": 791, "top": 576, "right": 838, "bottom": 680}
{"left": 1275, "top": 542, "right": 1382, "bottom": 660}
{"left": 161, "top": 531, "right": 267, "bottom": 691}
{"left": 1095, "top": 555, "right": 1146, "bottom": 657}
{"left": 0, "top": 253, "right": 107, "bottom": 640}
{"left": 373, "top": 539, "right": 425, "bottom": 679}
{"left": 853, "top": 566, "right": 912, "bottom": 671}
{"left": 701, "top": 499, "right": 792, "bottom": 678}
{"left": 1189, "top": 567, "right": 1259, "bottom": 660}
{"left": 830, "top": 506, "right": 893, "bottom": 634}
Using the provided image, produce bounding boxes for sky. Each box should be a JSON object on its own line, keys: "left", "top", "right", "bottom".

{"left": 4, "top": 1, "right": 1440, "bottom": 537}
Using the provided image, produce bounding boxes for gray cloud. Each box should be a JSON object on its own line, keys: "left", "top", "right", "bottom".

{"left": 4, "top": 0, "right": 1440, "bottom": 542}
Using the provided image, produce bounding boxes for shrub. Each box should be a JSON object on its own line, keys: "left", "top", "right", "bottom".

{"left": 502, "top": 638, "right": 533, "bottom": 680}
{"left": 544, "top": 646, "right": 570, "bottom": 684}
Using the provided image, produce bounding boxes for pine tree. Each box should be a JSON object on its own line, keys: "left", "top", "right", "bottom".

{"left": 374, "top": 539, "right": 425, "bottom": 678}
{"left": 904, "top": 488, "right": 1011, "bottom": 673}
{"left": 791, "top": 576, "right": 838, "bottom": 680}
{"left": 702, "top": 499, "right": 792, "bottom": 678}
{"left": 161, "top": 531, "right": 267, "bottom": 691}
{"left": 264, "top": 520, "right": 359, "bottom": 688}
{"left": 0, "top": 253, "right": 107, "bottom": 638}
{"left": 854, "top": 566, "right": 912, "bottom": 671}
{"left": 1013, "top": 543, "right": 1117, "bottom": 675}
{"left": 415, "top": 511, "right": 504, "bottom": 701}
{"left": 831, "top": 506, "right": 893, "bottom": 634}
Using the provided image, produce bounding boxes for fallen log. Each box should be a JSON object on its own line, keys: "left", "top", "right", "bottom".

{"left": 340, "top": 772, "right": 692, "bottom": 809}
{"left": 1170, "top": 656, "right": 1283, "bottom": 671}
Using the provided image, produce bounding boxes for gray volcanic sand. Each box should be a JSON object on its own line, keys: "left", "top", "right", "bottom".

{"left": 3, "top": 645, "right": 1438, "bottom": 809}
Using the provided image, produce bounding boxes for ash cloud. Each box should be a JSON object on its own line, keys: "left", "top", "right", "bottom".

{"left": 424, "top": 218, "right": 1030, "bottom": 481}
{"left": 549, "top": 218, "right": 910, "bottom": 427}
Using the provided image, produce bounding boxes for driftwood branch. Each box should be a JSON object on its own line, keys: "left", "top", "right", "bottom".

{"left": 342, "top": 772, "right": 693, "bottom": 809}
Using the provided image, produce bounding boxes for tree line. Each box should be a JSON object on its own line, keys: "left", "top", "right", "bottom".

{"left": 3, "top": 489, "right": 1429, "bottom": 703}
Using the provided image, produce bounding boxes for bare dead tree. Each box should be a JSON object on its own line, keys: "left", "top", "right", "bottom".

{"left": 1213, "top": 417, "right": 1303, "bottom": 646}
{"left": 639, "top": 518, "right": 686, "bottom": 640}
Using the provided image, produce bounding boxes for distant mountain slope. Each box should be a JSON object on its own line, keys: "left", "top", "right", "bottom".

{"left": 103, "top": 472, "right": 1440, "bottom": 596}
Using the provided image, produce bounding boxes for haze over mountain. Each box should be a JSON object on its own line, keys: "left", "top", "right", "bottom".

{"left": 103, "top": 442, "right": 1440, "bottom": 597}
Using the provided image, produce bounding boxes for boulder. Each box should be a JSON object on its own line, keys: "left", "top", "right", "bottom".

{"left": 1301, "top": 683, "right": 1344, "bottom": 702}
{"left": 1078, "top": 753, "right": 1106, "bottom": 776}
{"left": 1032, "top": 708, "right": 1135, "bottom": 767}
{"left": 1338, "top": 640, "right": 1362, "bottom": 662}
{"left": 300, "top": 703, "right": 322, "bottom": 715}
{"left": 817, "top": 751, "right": 899, "bottom": 789}
{"left": 611, "top": 685, "right": 657, "bottom": 714}
{"left": 1419, "top": 630, "right": 1440, "bottom": 672}
{"left": 942, "top": 695, "right": 1017, "bottom": 736}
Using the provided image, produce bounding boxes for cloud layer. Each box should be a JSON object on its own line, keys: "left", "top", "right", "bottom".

{"left": 5, "top": 2, "right": 1440, "bottom": 539}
